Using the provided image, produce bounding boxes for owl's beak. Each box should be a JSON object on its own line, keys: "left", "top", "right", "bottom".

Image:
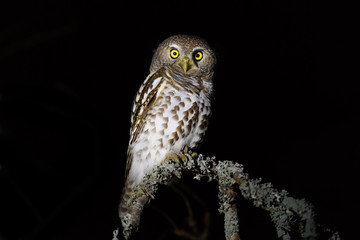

{"left": 179, "top": 56, "right": 191, "bottom": 73}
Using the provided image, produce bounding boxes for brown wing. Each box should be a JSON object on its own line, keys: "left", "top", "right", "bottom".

{"left": 124, "top": 69, "right": 165, "bottom": 182}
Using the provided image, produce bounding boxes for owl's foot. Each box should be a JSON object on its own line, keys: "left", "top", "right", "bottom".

{"left": 181, "top": 145, "right": 198, "bottom": 158}
{"left": 163, "top": 146, "right": 198, "bottom": 164}
{"left": 164, "top": 152, "right": 187, "bottom": 163}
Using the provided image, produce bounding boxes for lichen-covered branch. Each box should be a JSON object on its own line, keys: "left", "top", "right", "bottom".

{"left": 118, "top": 152, "right": 342, "bottom": 240}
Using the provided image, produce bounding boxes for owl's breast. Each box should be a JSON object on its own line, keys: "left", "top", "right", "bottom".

{"left": 148, "top": 83, "right": 211, "bottom": 151}
{"left": 128, "top": 79, "right": 211, "bottom": 186}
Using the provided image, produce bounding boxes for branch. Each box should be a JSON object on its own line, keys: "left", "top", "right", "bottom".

{"left": 118, "top": 151, "right": 342, "bottom": 240}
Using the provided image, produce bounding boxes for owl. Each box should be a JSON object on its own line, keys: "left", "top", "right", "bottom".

{"left": 119, "top": 35, "right": 216, "bottom": 223}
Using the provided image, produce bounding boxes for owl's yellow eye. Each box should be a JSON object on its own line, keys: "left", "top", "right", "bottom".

{"left": 193, "top": 51, "right": 203, "bottom": 61}
{"left": 170, "top": 49, "right": 179, "bottom": 59}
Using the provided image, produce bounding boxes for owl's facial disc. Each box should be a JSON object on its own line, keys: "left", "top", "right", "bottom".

{"left": 168, "top": 45, "right": 203, "bottom": 73}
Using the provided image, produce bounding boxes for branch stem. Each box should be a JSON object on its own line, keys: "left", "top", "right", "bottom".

{"left": 118, "top": 152, "right": 339, "bottom": 240}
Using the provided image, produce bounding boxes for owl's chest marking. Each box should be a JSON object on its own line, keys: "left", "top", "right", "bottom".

{"left": 147, "top": 77, "right": 210, "bottom": 151}
{"left": 127, "top": 71, "right": 211, "bottom": 186}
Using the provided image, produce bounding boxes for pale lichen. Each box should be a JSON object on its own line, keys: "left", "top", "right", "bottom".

{"left": 118, "top": 152, "right": 341, "bottom": 240}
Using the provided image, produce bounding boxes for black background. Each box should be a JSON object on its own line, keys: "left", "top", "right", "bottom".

{"left": 0, "top": 1, "right": 356, "bottom": 239}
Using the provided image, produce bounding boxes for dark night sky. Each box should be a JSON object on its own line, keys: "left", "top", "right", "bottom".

{"left": 0, "top": 1, "right": 356, "bottom": 239}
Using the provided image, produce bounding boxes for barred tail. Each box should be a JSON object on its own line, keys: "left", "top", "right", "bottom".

{"left": 119, "top": 180, "right": 149, "bottom": 239}
{"left": 118, "top": 181, "right": 132, "bottom": 219}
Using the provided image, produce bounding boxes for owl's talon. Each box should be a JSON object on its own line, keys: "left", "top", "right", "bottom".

{"left": 178, "top": 153, "right": 187, "bottom": 162}
{"left": 182, "top": 145, "right": 189, "bottom": 154}
{"left": 164, "top": 152, "right": 187, "bottom": 163}
{"left": 181, "top": 145, "right": 198, "bottom": 158}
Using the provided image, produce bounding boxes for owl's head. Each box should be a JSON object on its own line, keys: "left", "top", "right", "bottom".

{"left": 150, "top": 35, "right": 216, "bottom": 76}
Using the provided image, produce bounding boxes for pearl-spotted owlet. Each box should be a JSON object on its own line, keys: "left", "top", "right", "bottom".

{"left": 119, "top": 35, "right": 216, "bottom": 224}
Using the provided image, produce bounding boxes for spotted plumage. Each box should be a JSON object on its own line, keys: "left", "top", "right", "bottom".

{"left": 119, "top": 35, "right": 216, "bottom": 221}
